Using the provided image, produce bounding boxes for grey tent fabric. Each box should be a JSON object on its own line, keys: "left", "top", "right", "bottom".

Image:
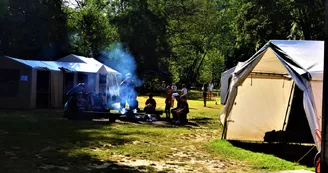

{"left": 220, "top": 40, "right": 322, "bottom": 151}
{"left": 220, "top": 67, "right": 236, "bottom": 105}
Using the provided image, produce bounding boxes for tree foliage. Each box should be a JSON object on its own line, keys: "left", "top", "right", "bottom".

{"left": 1, "top": 0, "right": 325, "bottom": 86}
{"left": 1, "top": 0, "right": 68, "bottom": 59}
{"left": 64, "top": 0, "right": 118, "bottom": 57}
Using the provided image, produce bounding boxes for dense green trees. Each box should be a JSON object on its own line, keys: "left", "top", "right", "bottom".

{"left": 1, "top": 0, "right": 325, "bottom": 86}
{"left": 1, "top": 0, "right": 69, "bottom": 59}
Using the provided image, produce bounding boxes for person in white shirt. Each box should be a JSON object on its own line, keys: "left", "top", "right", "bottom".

{"left": 181, "top": 84, "right": 188, "bottom": 95}
{"left": 208, "top": 80, "right": 214, "bottom": 100}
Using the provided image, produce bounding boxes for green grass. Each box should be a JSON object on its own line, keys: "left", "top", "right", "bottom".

{"left": 0, "top": 91, "right": 314, "bottom": 173}
{"left": 207, "top": 140, "right": 313, "bottom": 172}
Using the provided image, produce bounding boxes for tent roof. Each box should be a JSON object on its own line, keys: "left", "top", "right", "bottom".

{"left": 6, "top": 56, "right": 107, "bottom": 73}
{"left": 271, "top": 40, "right": 323, "bottom": 80}
{"left": 231, "top": 40, "right": 323, "bottom": 81}
{"left": 58, "top": 54, "right": 119, "bottom": 74}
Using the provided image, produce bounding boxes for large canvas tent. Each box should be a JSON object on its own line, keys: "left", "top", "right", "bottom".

{"left": 220, "top": 40, "right": 323, "bottom": 151}
{"left": 0, "top": 55, "right": 120, "bottom": 109}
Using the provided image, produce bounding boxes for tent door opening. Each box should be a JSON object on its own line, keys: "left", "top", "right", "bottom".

{"left": 36, "top": 70, "right": 50, "bottom": 108}
{"left": 263, "top": 85, "right": 314, "bottom": 143}
{"left": 99, "top": 74, "right": 107, "bottom": 103}
{"left": 285, "top": 86, "right": 314, "bottom": 143}
{"left": 99, "top": 74, "right": 106, "bottom": 94}
{"left": 63, "top": 73, "right": 74, "bottom": 104}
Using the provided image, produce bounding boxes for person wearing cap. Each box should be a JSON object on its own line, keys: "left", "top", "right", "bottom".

{"left": 119, "top": 73, "right": 135, "bottom": 110}
{"left": 171, "top": 93, "right": 181, "bottom": 122}
{"left": 144, "top": 93, "right": 156, "bottom": 114}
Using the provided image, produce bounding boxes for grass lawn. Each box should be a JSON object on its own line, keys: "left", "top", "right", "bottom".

{"left": 0, "top": 91, "right": 314, "bottom": 173}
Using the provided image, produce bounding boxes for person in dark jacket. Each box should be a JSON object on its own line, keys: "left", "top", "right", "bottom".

{"left": 144, "top": 93, "right": 156, "bottom": 114}
{"left": 202, "top": 83, "right": 208, "bottom": 107}
{"left": 175, "top": 95, "right": 189, "bottom": 124}
{"left": 171, "top": 93, "right": 181, "bottom": 122}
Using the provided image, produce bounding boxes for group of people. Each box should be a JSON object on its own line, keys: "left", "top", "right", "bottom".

{"left": 202, "top": 80, "right": 214, "bottom": 107}
{"left": 143, "top": 84, "right": 190, "bottom": 124}
{"left": 75, "top": 91, "right": 107, "bottom": 112}
{"left": 65, "top": 74, "right": 193, "bottom": 125}
{"left": 165, "top": 84, "right": 189, "bottom": 124}
{"left": 64, "top": 83, "right": 109, "bottom": 119}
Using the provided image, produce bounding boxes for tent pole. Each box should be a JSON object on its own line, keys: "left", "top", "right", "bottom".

{"left": 321, "top": 0, "right": 328, "bottom": 171}
{"left": 281, "top": 82, "right": 295, "bottom": 136}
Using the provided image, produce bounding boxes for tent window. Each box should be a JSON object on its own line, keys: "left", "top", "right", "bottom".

{"left": 78, "top": 73, "right": 88, "bottom": 84}
{"left": 0, "top": 68, "right": 20, "bottom": 97}
{"left": 99, "top": 74, "right": 106, "bottom": 84}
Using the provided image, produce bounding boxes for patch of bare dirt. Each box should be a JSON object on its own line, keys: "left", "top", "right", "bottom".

{"left": 88, "top": 126, "right": 248, "bottom": 173}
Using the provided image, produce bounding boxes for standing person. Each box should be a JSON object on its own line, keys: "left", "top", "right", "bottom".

{"left": 202, "top": 83, "right": 208, "bottom": 107}
{"left": 208, "top": 80, "right": 214, "bottom": 100}
{"left": 119, "top": 73, "right": 135, "bottom": 110}
{"left": 171, "top": 83, "right": 177, "bottom": 107}
{"left": 165, "top": 86, "right": 173, "bottom": 119}
{"left": 181, "top": 84, "right": 188, "bottom": 96}
{"left": 161, "top": 81, "right": 166, "bottom": 95}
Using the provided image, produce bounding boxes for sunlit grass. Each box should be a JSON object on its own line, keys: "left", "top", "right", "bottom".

{"left": 0, "top": 91, "right": 314, "bottom": 173}
{"left": 207, "top": 140, "right": 313, "bottom": 172}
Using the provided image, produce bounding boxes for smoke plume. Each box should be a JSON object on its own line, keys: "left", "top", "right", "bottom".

{"left": 99, "top": 43, "right": 143, "bottom": 87}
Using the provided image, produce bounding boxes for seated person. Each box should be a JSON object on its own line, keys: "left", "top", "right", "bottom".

{"left": 77, "top": 92, "right": 87, "bottom": 112}
{"left": 173, "top": 95, "right": 189, "bottom": 124}
{"left": 83, "top": 91, "right": 94, "bottom": 111}
{"left": 171, "top": 94, "right": 181, "bottom": 122}
{"left": 128, "top": 98, "right": 139, "bottom": 111}
{"left": 144, "top": 93, "right": 156, "bottom": 114}
{"left": 93, "top": 93, "right": 105, "bottom": 112}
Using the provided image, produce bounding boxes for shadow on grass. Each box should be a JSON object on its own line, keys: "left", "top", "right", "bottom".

{"left": 229, "top": 141, "right": 317, "bottom": 167}
{"left": 189, "top": 117, "right": 214, "bottom": 125}
{"left": 0, "top": 109, "right": 155, "bottom": 173}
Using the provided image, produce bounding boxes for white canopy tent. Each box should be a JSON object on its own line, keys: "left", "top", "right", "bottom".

{"left": 220, "top": 40, "right": 323, "bottom": 151}
{"left": 0, "top": 55, "right": 121, "bottom": 108}
{"left": 58, "top": 54, "right": 121, "bottom": 96}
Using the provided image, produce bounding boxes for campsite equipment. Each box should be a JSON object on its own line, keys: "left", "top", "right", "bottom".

{"left": 220, "top": 40, "right": 323, "bottom": 154}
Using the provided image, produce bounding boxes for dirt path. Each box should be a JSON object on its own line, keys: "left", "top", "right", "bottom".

{"left": 89, "top": 122, "right": 249, "bottom": 173}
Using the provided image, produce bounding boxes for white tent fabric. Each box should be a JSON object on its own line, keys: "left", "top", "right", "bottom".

{"left": 58, "top": 54, "right": 120, "bottom": 74}
{"left": 227, "top": 77, "right": 294, "bottom": 141}
{"left": 9, "top": 57, "right": 105, "bottom": 73}
{"left": 50, "top": 71, "right": 64, "bottom": 108}
{"left": 220, "top": 40, "right": 323, "bottom": 151}
{"left": 4, "top": 55, "right": 122, "bottom": 108}
{"left": 58, "top": 54, "right": 121, "bottom": 97}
